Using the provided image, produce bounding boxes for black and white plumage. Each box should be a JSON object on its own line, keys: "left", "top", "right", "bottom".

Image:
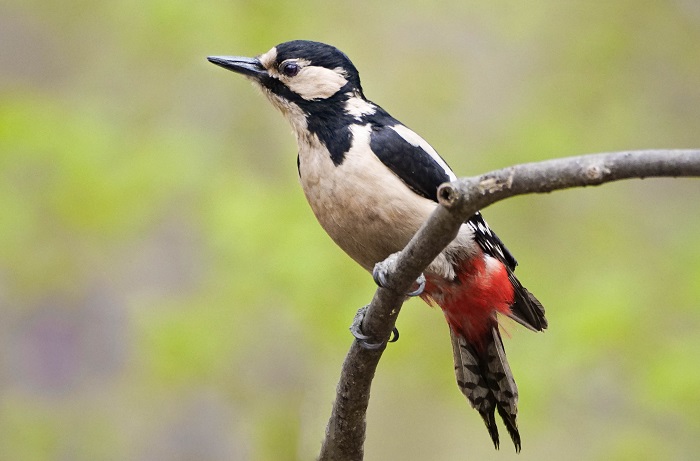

{"left": 208, "top": 40, "right": 546, "bottom": 451}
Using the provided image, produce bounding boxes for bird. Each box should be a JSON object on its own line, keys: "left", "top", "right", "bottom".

{"left": 208, "top": 40, "right": 547, "bottom": 451}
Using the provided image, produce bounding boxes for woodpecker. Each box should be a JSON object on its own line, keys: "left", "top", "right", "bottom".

{"left": 208, "top": 40, "right": 547, "bottom": 451}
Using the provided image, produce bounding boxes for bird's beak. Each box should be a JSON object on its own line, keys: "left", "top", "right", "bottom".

{"left": 207, "top": 56, "right": 267, "bottom": 79}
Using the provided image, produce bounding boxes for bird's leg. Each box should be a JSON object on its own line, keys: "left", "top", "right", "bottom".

{"left": 372, "top": 254, "right": 426, "bottom": 297}
{"left": 350, "top": 305, "right": 399, "bottom": 350}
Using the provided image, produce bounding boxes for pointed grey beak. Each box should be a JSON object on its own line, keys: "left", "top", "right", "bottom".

{"left": 207, "top": 56, "right": 267, "bottom": 79}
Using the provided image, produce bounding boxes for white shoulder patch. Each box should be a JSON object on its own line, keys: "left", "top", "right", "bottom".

{"left": 390, "top": 125, "right": 457, "bottom": 181}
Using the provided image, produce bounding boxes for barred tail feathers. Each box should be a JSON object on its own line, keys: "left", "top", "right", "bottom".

{"left": 450, "top": 326, "right": 521, "bottom": 451}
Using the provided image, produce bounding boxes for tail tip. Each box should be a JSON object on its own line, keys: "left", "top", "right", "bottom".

{"left": 480, "top": 411, "right": 500, "bottom": 450}
{"left": 482, "top": 408, "right": 522, "bottom": 452}
{"left": 497, "top": 406, "right": 522, "bottom": 452}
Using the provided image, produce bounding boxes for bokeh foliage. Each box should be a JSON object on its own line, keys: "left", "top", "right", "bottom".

{"left": 1, "top": 1, "right": 700, "bottom": 460}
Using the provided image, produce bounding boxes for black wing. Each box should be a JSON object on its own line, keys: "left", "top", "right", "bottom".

{"left": 369, "top": 124, "right": 454, "bottom": 202}
{"left": 467, "top": 213, "right": 547, "bottom": 331}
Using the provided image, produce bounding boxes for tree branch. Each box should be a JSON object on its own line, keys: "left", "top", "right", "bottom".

{"left": 317, "top": 149, "right": 700, "bottom": 461}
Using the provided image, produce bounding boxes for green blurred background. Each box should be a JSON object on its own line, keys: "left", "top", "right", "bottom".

{"left": 1, "top": 1, "right": 700, "bottom": 460}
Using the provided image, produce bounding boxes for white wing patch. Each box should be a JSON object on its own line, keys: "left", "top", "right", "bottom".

{"left": 390, "top": 124, "right": 457, "bottom": 181}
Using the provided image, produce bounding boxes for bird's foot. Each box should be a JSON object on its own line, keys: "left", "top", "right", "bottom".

{"left": 350, "top": 305, "right": 399, "bottom": 350}
{"left": 372, "top": 256, "right": 426, "bottom": 297}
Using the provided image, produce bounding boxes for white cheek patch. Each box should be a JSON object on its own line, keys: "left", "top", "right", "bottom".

{"left": 286, "top": 66, "right": 348, "bottom": 101}
{"left": 390, "top": 124, "right": 457, "bottom": 181}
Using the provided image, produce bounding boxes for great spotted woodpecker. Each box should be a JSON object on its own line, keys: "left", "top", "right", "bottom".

{"left": 208, "top": 40, "right": 547, "bottom": 451}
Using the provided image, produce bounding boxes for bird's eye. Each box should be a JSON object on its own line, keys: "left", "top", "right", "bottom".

{"left": 280, "top": 61, "right": 300, "bottom": 77}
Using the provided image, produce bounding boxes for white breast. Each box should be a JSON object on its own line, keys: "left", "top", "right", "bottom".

{"left": 297, "top": 124, "right": 475, "bottom": 278}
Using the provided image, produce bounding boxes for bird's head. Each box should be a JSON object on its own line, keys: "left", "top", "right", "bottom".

{"left": 209, "top": 41, "right": 368, "bottom": 131}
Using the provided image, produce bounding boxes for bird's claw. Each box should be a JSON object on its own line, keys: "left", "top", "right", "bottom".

{"left": 372, "top": 260, "right": 426, "bottom": 297}
{"left": 407, "top": 273, "right": 426, "bottom": 297}
{"left": 371, "top": 263, "right": 390, "bottom": 290}
{"left": 388, "top": 327, "right": 399, "bottom": 343}
{"left": 350, "top": 305, "right": 399, "bottom": 350}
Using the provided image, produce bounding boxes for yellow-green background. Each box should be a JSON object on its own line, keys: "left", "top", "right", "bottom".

{"left": 1, "top": 1, "right": 699, "bottom": 460}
